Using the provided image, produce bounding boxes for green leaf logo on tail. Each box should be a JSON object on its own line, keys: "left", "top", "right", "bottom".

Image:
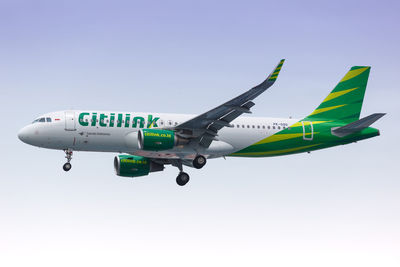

{"left": 304, "top": 66, "right": 370, "bottom": 123}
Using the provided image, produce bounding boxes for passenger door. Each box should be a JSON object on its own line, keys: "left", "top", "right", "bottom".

{"left": 65, "top": 111, "right": 76, "bottom": 131}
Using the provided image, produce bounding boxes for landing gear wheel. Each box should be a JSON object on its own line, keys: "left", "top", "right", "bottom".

{"left": 176, "top": 172, "right": 190, "bottom": 186}
{"left": 63, "top": 162, "right": 72, "bottom": 172}
{"left": 193, "top": 155, "right": 206, "bottom": 169}
{"left": 63, "top": 149, "right": 73, "bottom": 172}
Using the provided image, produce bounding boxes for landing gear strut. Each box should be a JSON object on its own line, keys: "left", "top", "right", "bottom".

{"left": 193, "top": 155, "right": 206, "bottom": 169}
{"left": 63, "top": 149, "right": 73, "bottom": 172}
{"left": 172, "top": 160, "right": 190, "bottom": 186}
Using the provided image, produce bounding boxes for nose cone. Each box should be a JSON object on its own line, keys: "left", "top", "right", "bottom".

{"left": 18, "top": 125, "right": 32, "bottom": 144}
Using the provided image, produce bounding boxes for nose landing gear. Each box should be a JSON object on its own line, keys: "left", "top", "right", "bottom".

{"left": 63, "top": 149, "right": 73, "bottom": 172}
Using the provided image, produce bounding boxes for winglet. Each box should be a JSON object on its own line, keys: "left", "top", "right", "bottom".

{"left": 267, "top": 59, "right": 285, "bottom": 82}
{"left": 249, "top": 59, "right": 285, "bottom": 96}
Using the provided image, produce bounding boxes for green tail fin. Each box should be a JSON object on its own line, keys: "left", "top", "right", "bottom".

{"left": 304, "top": 66, "right": 371, "bottom": 123}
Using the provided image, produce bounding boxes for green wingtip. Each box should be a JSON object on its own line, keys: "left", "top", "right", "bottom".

{"left": 268, "top": 59, "right": 285, "bottom": 81}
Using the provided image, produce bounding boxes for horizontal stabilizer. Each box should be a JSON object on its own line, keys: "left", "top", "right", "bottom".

{"left": 332, "top": 113, "right": 386, "bottom": 137}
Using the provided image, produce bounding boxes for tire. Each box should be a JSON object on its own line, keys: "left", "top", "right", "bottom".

{"left": 63, "top": 163, "right": 72, "bottom": 172}
{"left": 176, "top": 172, "right": 190, "bottom": 186}
{"left": 193, "top": 155, "right": 206, "bottom": 169}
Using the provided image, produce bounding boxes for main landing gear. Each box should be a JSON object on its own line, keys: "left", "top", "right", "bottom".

{"left": 63, "top": 149, "right": 73, "bottom": 172}
{"left": 193, "top": 155, "right": 206, "bottom": 169}
{"left": 173, "top": 155, "right": 207, "bottom": 186}
{"left": 176, "top": 172, "right": 190, "bottom": 186}
{"left": 172, "top": 160, "right": 190, "bottom": 186}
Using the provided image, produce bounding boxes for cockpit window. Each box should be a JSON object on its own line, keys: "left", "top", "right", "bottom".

{"left": 46, "top": 117, "right": 52, "bottom": 122}
{"left": 32, "top": 117, "right": 47, "bottom": 123}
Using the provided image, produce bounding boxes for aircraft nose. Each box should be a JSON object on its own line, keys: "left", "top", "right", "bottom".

{"left": 18, "top": 126, "right": 31, "bottom": 144}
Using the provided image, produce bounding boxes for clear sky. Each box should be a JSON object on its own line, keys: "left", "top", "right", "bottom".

{"left": 1, "top": 0, "right": 399, "bottom": 266}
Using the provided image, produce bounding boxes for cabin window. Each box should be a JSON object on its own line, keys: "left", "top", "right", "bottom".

{"left": 247, "top": 125, "right": 250, "bottom": 128}
{"left": 175, "top": 122, "right": 178, "bottom": 126}
{"left": 252, "top": 125, "right": 255, "bottom": 128}
{"left": 278, "top": 126, "right": 281, "bottom": 129}
{"left": 267, "top": 126, "right": 271, "bottom": 129}
{"left": 262, "top": 126, "right": 265, "bottom": 129}
{"left": 257, "top": 125, "right": 260, "bottom": 129}
{"left": 272, "top": 126, "right": 275, "bottom": 129}
{"left": 160, "top": 120, "right": 164, "bottom": 125}
{"left": 168, "top": 121, "right": 172, "bottom": 126}
{"left": 242, "top": 125, "right": 245, "bottom": 128}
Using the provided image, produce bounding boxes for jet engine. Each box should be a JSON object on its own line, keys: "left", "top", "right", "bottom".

{"left": 138, "top": 129, "right": 188, "bottom": 151}
{"left": 114, "top": 155, "right": 164, "bottom": 177}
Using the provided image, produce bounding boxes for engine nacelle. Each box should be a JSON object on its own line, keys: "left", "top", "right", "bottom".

{"left": 114, "top": 155, "right": 164, "bottom": 177}
{"left": 138, "top": 129, "right": 188, "bottom": 151}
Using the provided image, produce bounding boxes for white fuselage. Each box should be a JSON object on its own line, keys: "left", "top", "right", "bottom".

{"left": 18, "top": 110, "right": 298, "bottom": 159}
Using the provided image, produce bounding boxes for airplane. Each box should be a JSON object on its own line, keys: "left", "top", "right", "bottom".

{"left": 18, "top": 59, "right": 385, "bottom": 186}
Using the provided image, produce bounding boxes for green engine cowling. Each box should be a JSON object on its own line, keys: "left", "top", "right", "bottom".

{"left": 114, "top": 155, "right": 164, "bottom": 177}
{"left": 138, "top": 129, "right": 176, "bottom": 151}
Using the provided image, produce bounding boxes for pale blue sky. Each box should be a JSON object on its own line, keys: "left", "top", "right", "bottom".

{"left": 1, "top": 0, "right": 399, "bottom": 266}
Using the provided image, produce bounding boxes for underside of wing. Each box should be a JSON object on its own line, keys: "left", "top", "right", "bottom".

{"left": 174, "top": 59, "right": 285, "bottom": 148}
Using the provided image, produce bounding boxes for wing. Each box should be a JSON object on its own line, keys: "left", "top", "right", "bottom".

{"left": 174, "top": 59, "right": 285, "bottom": 148}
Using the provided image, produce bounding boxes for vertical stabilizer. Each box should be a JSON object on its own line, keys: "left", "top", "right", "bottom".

{"left": 304, "top": 66, "right": 370, "bottom": 123}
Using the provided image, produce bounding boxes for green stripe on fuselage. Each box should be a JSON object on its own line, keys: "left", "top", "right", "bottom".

{"left": 229, "top": 121, "right": 379, "bottom": 157}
